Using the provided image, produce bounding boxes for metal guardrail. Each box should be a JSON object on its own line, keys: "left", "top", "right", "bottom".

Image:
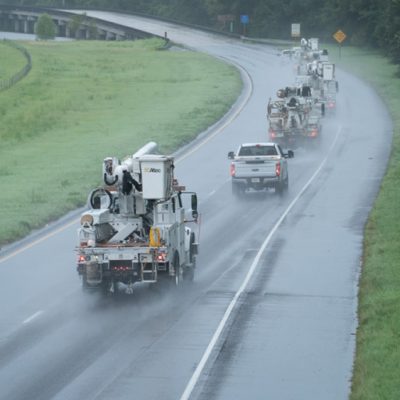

{"left": 0, "top": 39, "right": 32, "bottom": 92}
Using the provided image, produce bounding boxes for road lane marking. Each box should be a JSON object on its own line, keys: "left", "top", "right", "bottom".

{"left": 207, "top": 190, "right": 216, "bottom": 198}
{"left": 179, "top": 125, "right": 342, "bottom": 400}
{"left": 0, "top": 218, "right": 79, "bottom": 264}
{"left": 23, "top": 310, "right": 43, "bottom": 324}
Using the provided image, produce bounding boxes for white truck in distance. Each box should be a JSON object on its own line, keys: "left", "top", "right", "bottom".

{"left": 76, "top": 142, "right": 199, "bottom": 296}
{"left": 228, "top": 143, "right": 294, "bottom": 196}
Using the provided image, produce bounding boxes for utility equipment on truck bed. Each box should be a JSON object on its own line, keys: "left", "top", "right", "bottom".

{"left": 267, "top": 88, "right": 315, "bottom": 148}
{"left": 76, "top": 142, "right": 199, "bottom": 295}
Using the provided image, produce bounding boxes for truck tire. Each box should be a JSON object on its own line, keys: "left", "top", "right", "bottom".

{"left": 101, "top": 279, "right": 115, "bottom": 297}
{"left": 283, "top": 176, "right": 289, "bottom": 191}
{"left": 276, "top": 177, "right": 288, "bottom": 196}
{"left": 172, "top": 253, "right": 183, "bottom": 287}
{"left": 189, "top": 232, "right": 196, "bottom": 264}
{"left": 184, "top": 266, "right": 195, "bottom": 282}
{"left": 232, "top": 182, "right": 244, "bottom": 197}
{"left": 81, "top": 275, "right": 92, "bottom": 293}
{"left": 275, "top": 182, "right": 283, "bottom": 195}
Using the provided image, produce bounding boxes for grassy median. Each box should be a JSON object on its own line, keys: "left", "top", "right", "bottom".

{"left": 327, "top": 45, "right": 400, "bottom": 400}
{"left": 0, "top": 38, "right": 242, "bottom": 245}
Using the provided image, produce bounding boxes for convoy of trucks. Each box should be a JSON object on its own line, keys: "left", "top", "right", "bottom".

{"left": 270, "top": 37, "right": 339, "bottom": 147}
{"left": 76, "top": 37, "right": 337, "bottom": 295}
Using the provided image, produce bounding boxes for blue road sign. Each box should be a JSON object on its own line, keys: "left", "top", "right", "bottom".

{"left": 240, "top": 15, "right": 249, "bottom": 24}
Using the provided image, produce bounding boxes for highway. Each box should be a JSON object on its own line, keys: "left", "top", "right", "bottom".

{"left": 0, "top": 12, "right": 393, "bottom": 400}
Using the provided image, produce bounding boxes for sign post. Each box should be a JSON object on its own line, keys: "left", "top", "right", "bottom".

{"left": 240, "top": 15, "right": 249, "bottom": 36}
{"left": 333, "top": 29, "right": 347, "bottom": 59}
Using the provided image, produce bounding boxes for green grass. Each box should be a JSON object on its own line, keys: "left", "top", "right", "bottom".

{"left": 0, "top": 38, "right": 242, "bottom": 244}
{"left": 325, "top": 45, "right": 400, "bottom": 400}
{"left": 0, "top": 40, "right": 27, "bottom": 81}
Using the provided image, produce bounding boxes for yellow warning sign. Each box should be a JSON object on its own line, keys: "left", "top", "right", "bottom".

{"left": 333, "top": 30, "right": 347, "bottom": 44}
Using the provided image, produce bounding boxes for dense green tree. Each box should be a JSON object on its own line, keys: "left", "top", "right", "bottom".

{"left": 35, "top": 13, "right": 56, "bottom": 39}
{"left": 4, "top": 0, "right": 400, "bottom": 68}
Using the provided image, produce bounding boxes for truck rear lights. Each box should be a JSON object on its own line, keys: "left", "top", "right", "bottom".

{"left": 112, "top": 265, "right": 131, "bottom": 271}
{"left": 275, "top": 162, "right": 281, "bottom": 177}
{"left": 230, "top": 163, "right": 236, "bottom": 177}
{"left": 310, "top": 129, "right": 318, "bottom": 137}
{"left": 156, "top": 252, "right": 167, "bottom": 262}
{"left": 110, "top": 260, "right": 132, "bottom": 271}
{"left": 269, "top": 129, "right": 276, "bottom": 139}
{"left": 78, "top": 255, "right": 85, "bottom": 263}
{"left": 328, "top": 102, "right": 335, "bottom": 108}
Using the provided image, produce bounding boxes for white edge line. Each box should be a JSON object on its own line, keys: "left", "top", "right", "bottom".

{"left": 23, "top": 310, "right": 43, "bottom": 324}
{"left": 179, "top": 125, "right": 342, "bottom": 400}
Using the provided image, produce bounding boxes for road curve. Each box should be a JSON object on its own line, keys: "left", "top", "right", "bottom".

{"left": 0, "top": 11, "right": 392, "bottom": 400}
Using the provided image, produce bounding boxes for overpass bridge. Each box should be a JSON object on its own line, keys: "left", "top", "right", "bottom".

{"left": 0, "top": 5, "right": 159, "bottom": 40}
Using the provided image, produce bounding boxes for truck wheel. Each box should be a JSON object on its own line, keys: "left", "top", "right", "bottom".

{"left": 81, "top": 275, "right": 91, "bottom": 293}
{"left": 172, "top": 253, "right": 183, "bottom": 287}
{"left": 189, "top": 232, "right": 196, "bottom": 264}
{"left": 184, "top": 266, "right": 195, "bottom": 282}
{"left": 283, "top": 176, "right": 289, "bottom": 191}
{"left": 232, "top": 182, "right": 244, "bottom": 197}
{"left": 275, "top": 179, "right": 288, "bottom": 196}
{"left": 101, "top": 279, "right": 116, "bottom": 297}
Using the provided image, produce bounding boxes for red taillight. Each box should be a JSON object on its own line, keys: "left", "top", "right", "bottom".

{"left": 328, "top": 102, "right": 335, "bottom": 108}
{"left": 112, "top": 266, "right": 131, "bottom": 271}
{"left": 156, "top": 252, "right": 167, "bottom": 262}
{"left": 78, "top": 255, "right": 85, "bottom": 263}
{"left": 269, "top": 129, "right": 276, "bottom": 139}
{"left": 275, "top": 162, "right": 281, "bottom": 177}
{"left": 310, "top": 129, "right": 318, "bottom": 137}
{"left": 230, "top": 162, "right": 236, "bottom": 177}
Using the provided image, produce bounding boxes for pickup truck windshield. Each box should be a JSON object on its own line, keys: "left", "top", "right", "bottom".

{"left": 238, "top": 145, "right": 278, "bottom": 156}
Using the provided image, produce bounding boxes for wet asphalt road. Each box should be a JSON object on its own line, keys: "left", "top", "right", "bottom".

{"left": 0, "top": 12, "right": 393, "bottom": 400}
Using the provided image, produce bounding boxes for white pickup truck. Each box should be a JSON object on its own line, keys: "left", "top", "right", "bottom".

{"left": 228, "top": 142, "right": 294, "bottom": 196}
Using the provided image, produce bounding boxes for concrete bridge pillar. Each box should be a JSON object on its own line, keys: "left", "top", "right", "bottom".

{"left": 105, "top": 31, "right": 116, "bottom": 40}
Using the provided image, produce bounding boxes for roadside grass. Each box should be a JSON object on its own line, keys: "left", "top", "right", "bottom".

{"left": 327, "top": 45, "right": 400, "bottom": 400}
{"left": 0, "top": 38, "right": 242, "bottom": 245}
{"left": 0, "top": 40, "right": 27, "bottom": 81}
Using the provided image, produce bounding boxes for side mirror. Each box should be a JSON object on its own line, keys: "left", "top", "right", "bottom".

{"left": 228, "top": 151, "right": 235, "bottom": 159}
{"left": 288, "top": 150, "right": 294, "bottom": 158}
{"left": 191, "top": 194, "right": 198, "bottom": 220}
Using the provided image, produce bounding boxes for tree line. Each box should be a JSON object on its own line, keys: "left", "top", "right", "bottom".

{"left": 4, "top": 0, "right": 400, "bottom": 67}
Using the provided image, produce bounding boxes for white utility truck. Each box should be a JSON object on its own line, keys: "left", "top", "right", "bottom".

{"left": 76, "top": 142, "right": 199, "bottom": 295}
